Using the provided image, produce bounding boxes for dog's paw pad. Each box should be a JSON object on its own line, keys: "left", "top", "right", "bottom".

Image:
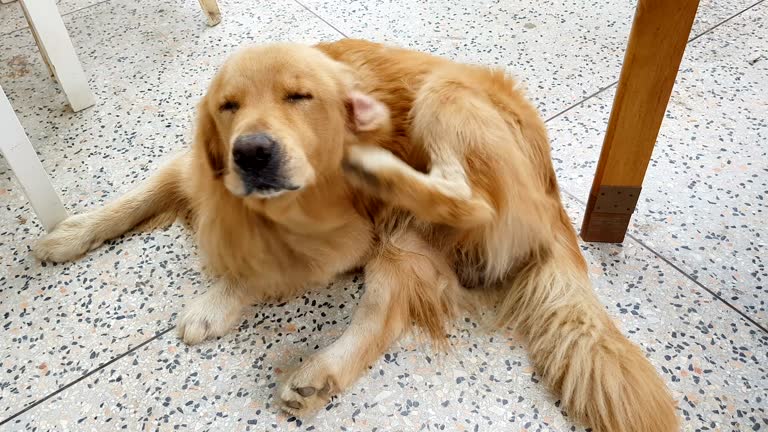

{"left": 278, "top": 361, "right": 336, "bottom": 417}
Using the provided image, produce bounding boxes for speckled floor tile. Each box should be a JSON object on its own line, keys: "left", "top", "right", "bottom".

{"left": 0, "top": 0, "right": 104, "bottom": 35}
{"left": 691, "top": 0, "right": 764, "bottom": 34}
{"left": 0, "top": 0, "right": 343, "bottom": 418}
{"left": 298, "top": 0, "right": 760, "bottom": 117}
{"left": 2, "top": 0, "right": 767, "bottom": 430}
{"left": 549, "top": 3, "right": 768, "bottom": 325}
{"left": 3, "top": 196, "right": 766, "bottom": 431}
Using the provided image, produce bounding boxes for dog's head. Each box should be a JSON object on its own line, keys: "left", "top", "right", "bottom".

{"left": 195, "top": 43, "right": 388, "bottom": 199}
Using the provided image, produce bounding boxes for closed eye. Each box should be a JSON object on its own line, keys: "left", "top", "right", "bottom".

{"left": 219, "top": 100, "right": 239, "bottom": 112}
{"left": 285, "top": 92, "right": 313, "bottom": 103}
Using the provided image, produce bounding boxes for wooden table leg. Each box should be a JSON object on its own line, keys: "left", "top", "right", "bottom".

{"left": 580, "top": 0, "right": 700, "bottom": 243}
{"left": 198, "top": 0, "right": 221, "bottom": 26}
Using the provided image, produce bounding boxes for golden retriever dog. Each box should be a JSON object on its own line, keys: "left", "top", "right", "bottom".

{"left": 34, "top": 39, "right": 678, "bottom": 432}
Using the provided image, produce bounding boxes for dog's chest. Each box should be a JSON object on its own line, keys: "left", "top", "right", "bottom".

{"left": 293, "top": 226, "right": 371, "bottom": 274}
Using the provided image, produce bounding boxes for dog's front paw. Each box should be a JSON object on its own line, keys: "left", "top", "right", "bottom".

{"left": 176, "top": 290, "right": 243, "bottom": 345}
{"left": 33, "top": 214, "right": 99, "bottom": 262}
{"left": 278, "top": 357, "right": 338, "bottom": 417}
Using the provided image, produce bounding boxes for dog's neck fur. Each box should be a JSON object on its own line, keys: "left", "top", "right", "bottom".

{"left": 254, "top": 167, "right": 367, "bottom": 236}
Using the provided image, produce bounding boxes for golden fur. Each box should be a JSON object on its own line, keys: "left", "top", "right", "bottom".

{"left": 34, "top": 39, "right": 678, "bottom": 432}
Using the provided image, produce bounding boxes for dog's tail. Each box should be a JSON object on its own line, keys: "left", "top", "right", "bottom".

{"left": 34, "top": 154, "right": 190, "bottom": 262}
{"left": 494, "top": 212, "right": 678, "bottom": 432}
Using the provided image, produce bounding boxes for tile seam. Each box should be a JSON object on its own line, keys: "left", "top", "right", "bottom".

{"left": 562, "top": 190, "right": 768, "bottom": 336}
{"left": 0, "top": 325, "right": 175, "bottom": 426}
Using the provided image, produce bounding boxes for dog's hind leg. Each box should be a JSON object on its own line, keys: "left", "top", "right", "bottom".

{"left": 344, "top": 143, "right": 495, "bottom": 228}
{"left": 34, "top": 154, "right": 189, "bottom": 262}
{"left": 278, "top": 225, "right": 458, "bottom": 417}
{"left": 343, "top": 69, "right": 553, "bottom": 230}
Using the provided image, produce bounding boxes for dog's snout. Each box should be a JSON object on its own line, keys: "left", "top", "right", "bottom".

{"left": 232, "top": 133, "right": 277, "bottom": 171}
{"left": 230, "top": 132, "right": 295, "bottom": 195}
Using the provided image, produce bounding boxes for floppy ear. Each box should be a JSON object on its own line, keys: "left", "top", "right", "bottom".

{"left": 346, "top": 91, "right": 390, "bottom": 132}
{"left": 329, "top": 58, "right": 391, "bottom": 137}
{"left": 194, "top": 97, "right": 226, "bottom": 178}
{"left": 330, "top": 60, "right": 388, "bottom": 132}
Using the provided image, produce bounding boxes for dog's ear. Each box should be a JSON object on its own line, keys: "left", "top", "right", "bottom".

{"left": 194, "top": 97, "right": 226, "bottom": 178}
{"left": 330, "top": 59, "right": 391, "bottom": 134}
{"left": 346, "top": 91, "right": 391, "bottom": 133}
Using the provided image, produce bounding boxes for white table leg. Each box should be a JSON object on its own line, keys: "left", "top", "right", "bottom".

{"left": 1, "top": 86, "right": 68, "bottom": 232}
{"left": 198, "top": 0, "right": 221, "bottom": 26}
{"left": 19, "top": 0, "right": 96, "bottom": 112}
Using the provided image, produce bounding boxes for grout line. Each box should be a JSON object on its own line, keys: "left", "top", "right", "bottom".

{"left": 543, "top": 0, "right": 766, "bottom": 125}
{"left": 687, "top": 0, "right": 766, "bottom": 44}
{"left": 544, "top": 80, "right": 618, "bottom": 123}
{"left": 0, "top": 325, "right": 175, "bottom": 427}
{"left": 627, "top": 234, "right": 768, "bottom": 336}
{"left": 292, "top": 0, "right": 349, "bottom": 38}
{"left": 562, "top": 190, "right": 586, "bottom": 204}
{"left": 561, "top": 190, "right": 768, "bottom": 335}
{"left": 50, "top": 0, "right": 111, "bottom": 19}
{"left": 0, "top": 0, "right": 111, "bottom": 38}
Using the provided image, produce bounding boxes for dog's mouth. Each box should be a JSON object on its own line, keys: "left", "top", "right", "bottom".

{"left": 246, "top": 183, "right": 301, "bottom": 199}
{"left": 233, "top": 169, "right": 301, "bottom": 199}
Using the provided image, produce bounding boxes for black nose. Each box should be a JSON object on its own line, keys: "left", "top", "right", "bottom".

{"left": 232, "top": 133, "right": 277, "bottom": 172}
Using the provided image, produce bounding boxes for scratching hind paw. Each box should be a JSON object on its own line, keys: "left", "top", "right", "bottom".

{"left": 342, "top": 145, "right": 403, "bottom": 193}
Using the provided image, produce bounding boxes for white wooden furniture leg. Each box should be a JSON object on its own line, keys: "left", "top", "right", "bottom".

{"left": 198, "top": 0, "right": 221, "bottom": 26}
{"left": 1, "top": 86, "right": 68, "bottom": 232}
{"left": 19, "top": 0, "right": 96, "bottom": 112}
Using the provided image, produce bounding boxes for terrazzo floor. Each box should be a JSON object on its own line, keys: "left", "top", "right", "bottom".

{"left": 1, "top": 0, "right": 766, "bottom": 431}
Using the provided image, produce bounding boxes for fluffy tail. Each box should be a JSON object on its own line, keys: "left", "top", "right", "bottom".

{"left": 495, "top": 222, "right": 678, "bottom": 432}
